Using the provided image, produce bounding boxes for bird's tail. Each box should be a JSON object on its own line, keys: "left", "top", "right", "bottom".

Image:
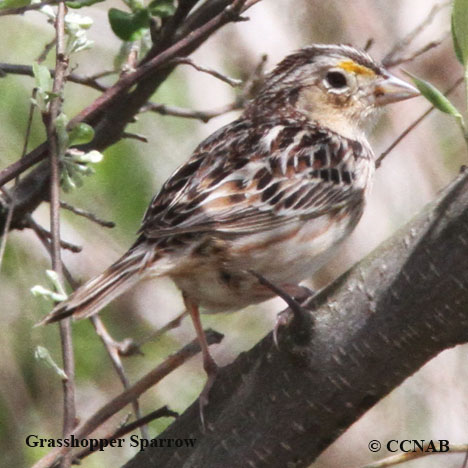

{"left": 38, "top": 247, "right": 153, "bottom": 326}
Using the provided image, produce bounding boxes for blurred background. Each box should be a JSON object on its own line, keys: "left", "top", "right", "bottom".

{"left": 0, "top": 0, "right": 467, "bottom": 467}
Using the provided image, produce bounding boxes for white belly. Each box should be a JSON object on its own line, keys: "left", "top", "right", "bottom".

{"left": 171, "top": 209, "right": 359, "bottom": 312}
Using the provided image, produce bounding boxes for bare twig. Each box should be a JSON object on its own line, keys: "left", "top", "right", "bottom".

{"left": 242, "top": 53, "right": 268, "bottom": 97}
{"left": 122, "top": 131, "right": 149, "bottom": 143}
{"left": 360, "top": 443, "right": 468, "bottom": 468}
{"left": 376, "top": 76, "right": 464, "bottom": 168}
{"left": 46, "top": 4, "right": 76, "bottom": 467}
{"left": 30, "top": 211, "right": 146, "bottom": 446}
{"left": 382, "top": 0, "right": 451, "bottom": 67}
{"left": 28, "top": 216, "right": 82, "bottom": 253}
{"left": 1, "top": 187, "right": 81, "bottom": 254}
{"left": 0, "top": 0, "right": 58, "bottom": 17}
{"left": 91, "top": 316, "right": 149, "bottom": 440}
{"left": 73, "top": 406, "right": 178, "bottom": 462}
{"left": 140, "top": 52, "right": 268, "bottom": 122}
{"left": 173, "top": 57, "right": 243, "bottom": 87}
{"left": 68, "top": 0, "right": 249, "bottom": 128}
{"left": 37, "top": 39, "right": 57, "bottom": 63}
{"left": 59, "top": 200, "right": 115, "bottom": 228}
{"left": 140, "top": 100, "right": 243, "bottom": 122}
{"left": 385, "top": 35, "right": 448, "bottom": 68}
{"left": 31, "top": 330, "right": 223, "bottom": 468}
{"left": 137, "top": 310, "right": 187, "bottom": 347}
{"left": 0, "top": 63, "right": 109, "bottom": 92}
{"left": 0, "top": 51, "right": 42, "bottom": 268}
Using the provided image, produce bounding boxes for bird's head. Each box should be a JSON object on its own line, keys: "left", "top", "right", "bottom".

{"left": 252, "top": 44, "right": 419, "bottom": 138}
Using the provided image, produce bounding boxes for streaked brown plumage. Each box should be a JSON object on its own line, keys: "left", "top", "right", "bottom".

{"left": 39, "top": 44, "right": 419, "bottom": 409}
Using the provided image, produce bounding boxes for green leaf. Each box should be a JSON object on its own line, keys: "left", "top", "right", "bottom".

{"left": 452, "top": 14, "right": 464, "bottom": 64}
{"left": 452, "top": 0, "right": 468, "bottom": 65}
{"left": 69, "top": 123, "right": 95, "bottom": 145}
{"left": 148, "top": 0, "right": 176, "bottom": 18}
{"left": 34, "top": 346, "right": 68, "bottom": 380}
{"left": 405, "top": 72, "right": 462, "bottom": 118}
{"left": 108, "top": 7, "right": 150, "bottom": 41}
{"left": 66, "top": 0, "right": 105, "bottom": 9}
{"left": 32, "top": 62, "right": 52, "bottom": 93}
{"left": 0, "top": 0, "right": 31, "bottom": 9}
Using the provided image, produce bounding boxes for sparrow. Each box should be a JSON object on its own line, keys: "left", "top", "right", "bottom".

{"left": 40, "top": 44, "right": 419, "bottom": 412}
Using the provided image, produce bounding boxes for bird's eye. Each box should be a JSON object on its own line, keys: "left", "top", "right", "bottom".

{"left": 325, "top": 71, "right": 348, "bottom": 89}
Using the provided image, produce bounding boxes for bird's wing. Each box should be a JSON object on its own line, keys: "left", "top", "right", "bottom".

{"left": 139, "top": 117, "right": 373, "bottom": 239}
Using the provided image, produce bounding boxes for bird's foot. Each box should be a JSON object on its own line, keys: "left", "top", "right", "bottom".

{"left": 199, "top": 358, "right": 218, "bottom": 431}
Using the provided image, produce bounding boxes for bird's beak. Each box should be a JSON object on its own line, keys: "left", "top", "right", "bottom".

{"left": 372, "top": 73, "right": 420, "bottom": 106}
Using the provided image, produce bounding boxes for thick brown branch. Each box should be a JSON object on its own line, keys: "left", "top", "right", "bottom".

{"left": 122, "top": 169, "right": 468, "bottom": 468}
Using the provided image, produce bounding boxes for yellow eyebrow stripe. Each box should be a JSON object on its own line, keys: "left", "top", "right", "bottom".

{"left": 337, "top": 60, "right": 375, "bottom": 76}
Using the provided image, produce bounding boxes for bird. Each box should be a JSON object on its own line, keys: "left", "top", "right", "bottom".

{"left": 39, "top": 44, "right": 419, "bottom": 410}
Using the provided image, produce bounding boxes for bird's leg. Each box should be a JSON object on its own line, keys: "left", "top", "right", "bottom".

{"left": 183, "top": 295, "right": 218, "bottom": 428}
{"left": 249, "top": 270, "right": 315, "bottom": 347}
{"left": 272, "top": 284, "right": 315, "bottom": 347}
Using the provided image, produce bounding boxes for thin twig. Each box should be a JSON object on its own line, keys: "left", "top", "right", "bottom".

{"left": 0, "top": 63, "right": 109, "bottom": 92}
{"left": 31, "top": 330, "right": 223, "bottom": 468}
{"left": 30, "top": 218, "right": 148, "bottom": 440}
{"left": 73, "top": 406, "right": 178, "bottom": 461}
{"left": 27, "top": 217, "right": 82, "bottom": 253}
{"left": 242, "top": 53, "right": 268, "bottom": 98}
{"left": 382, "top": 0, "right": 451, "bottom": 67}
{"left": 0, "top": 0, "right": 58, "bottom": 17}
{"left": 140, "top": 100, "right": 243, "bottom": 122}
{"left": 360, "top": 443, "right": 468, "bottom": 468}
{"left": 68, "top": 0, "right": 249, "bottom": 128}
{"left": 140, "top": 52, "right": 268, "bottom": 122}
{"left": 386, "top": 35, "right": 448, "bottom": 68}
{"left": 30, "top": 210, "right": 147, "bottom": 447}
{"left": 37, "top": 39, "right": 57, "bottom": 63}
{"left": 376, "top": 76, "right": 464, "bottom": 168}
{"left": 0, "top": 48, "right": 43, "bottom": 268}
{"left": 46, "top": 4, "right": 75, "bottom": 467}
{"left": 0, "top": 0, "right": 256, "bottom": 187}
{"left": 173, "top": 57, "right": 243, "bottom": 87}
{"left": 122, "top": 131, "right": 149, "bottom": 143}
{"left": 60, "top": 200, "right": 115, "bottom": 228}
{"left": 137, "top": 310, "right": 187, "bottom": 347}
{"left": 91, "top": 316, "right": 149, "bottom": 440}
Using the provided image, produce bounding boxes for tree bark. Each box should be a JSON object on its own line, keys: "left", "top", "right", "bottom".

{"left": 122, "top": 168, "right": 468, "bottom": 468}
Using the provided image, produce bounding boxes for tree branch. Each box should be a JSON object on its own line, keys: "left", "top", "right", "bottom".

{"left": 31, "top": 330, "right": 223, "bottom": 468}
{"left": 0, "top": 62, "right": 109, "bottom": 92}
{"left": 46, "top": 4, "right": 76, "bottom": 468}
{"left": 122, "top": 169, "right": 468, "bottom": 468}
{"left": 0, "top": 0, "right": 260, "bottom": 235}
